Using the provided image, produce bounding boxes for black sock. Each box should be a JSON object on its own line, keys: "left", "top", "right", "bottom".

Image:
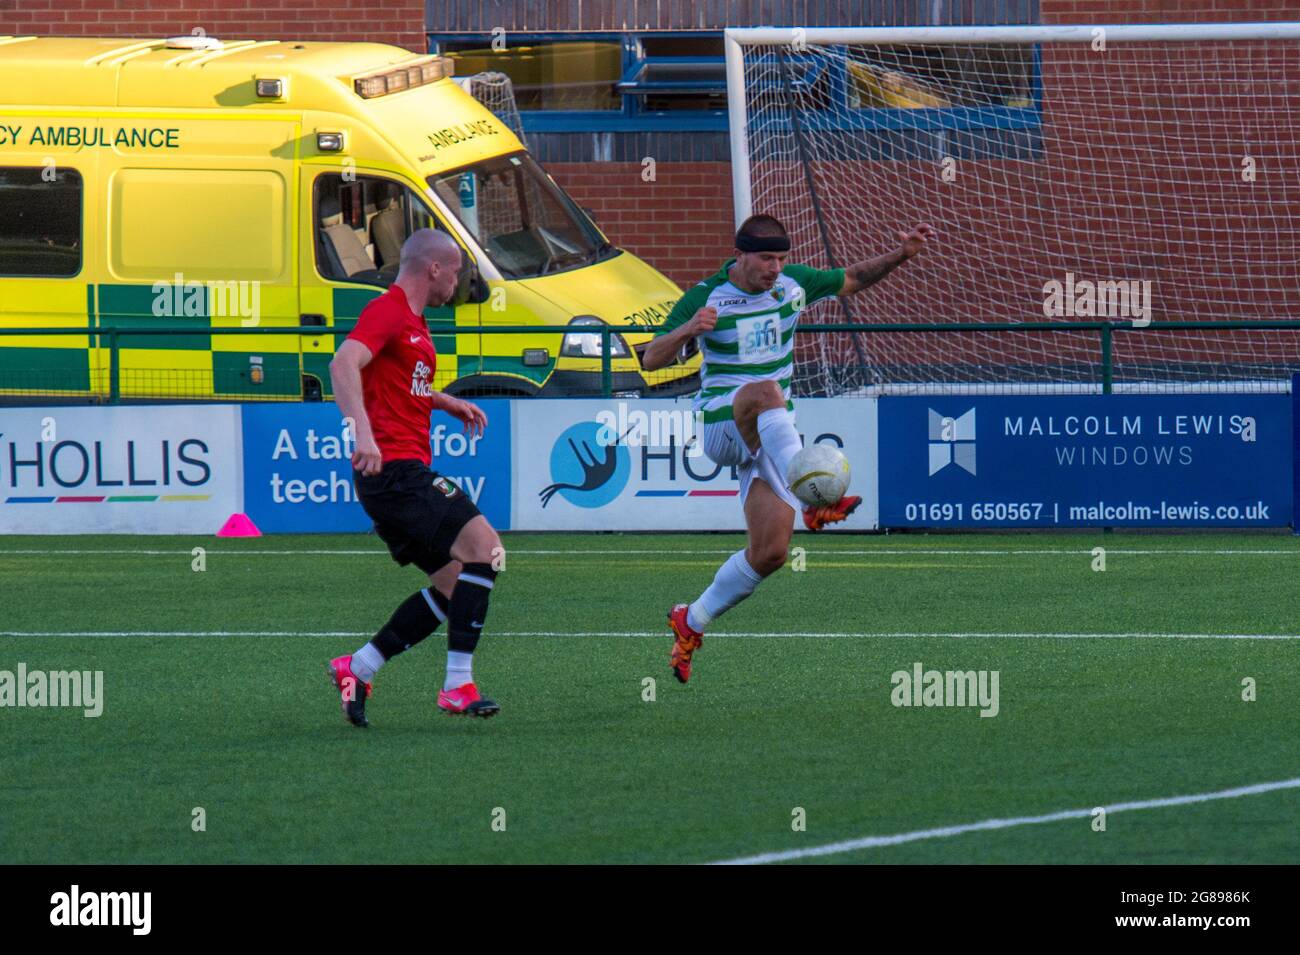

{"left": 371, "top": 587, "right": 449, "bottom": 660}
{"left": 448, "top": 563, "right": 497, "bottom": 654}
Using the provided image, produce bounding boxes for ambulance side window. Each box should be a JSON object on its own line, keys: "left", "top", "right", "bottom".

{"left": 313, "top": 173, "right": 441, "bottom": 286}
{"left": 0, "top": 167, "right": 82, "bottom": 278}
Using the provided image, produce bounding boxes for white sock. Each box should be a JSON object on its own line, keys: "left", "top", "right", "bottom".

{"left": 350, "top": 642, "right": 385, "bottom": 683}
{"left": 756, "top": 406, "right": 801, "bottom": 488}
{"left": 687, "top": 549, "right": 764, "bottom": 631}
{"left": 444, "top": 651, "right": 473, "bottom": 691}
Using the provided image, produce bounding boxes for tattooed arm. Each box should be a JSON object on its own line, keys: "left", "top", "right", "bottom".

{"left": 838, "top": 223, "right": 936, "bottom": 296}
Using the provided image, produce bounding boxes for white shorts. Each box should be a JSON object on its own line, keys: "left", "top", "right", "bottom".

{"left": 701, "top": 417, "right": 801, "bottom": 514}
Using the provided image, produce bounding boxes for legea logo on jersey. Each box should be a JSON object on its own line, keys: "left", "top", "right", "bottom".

{"left": 928, "top": 408, "right": 976, "bottom": 476}
{"left": 539, "top": 420, "right": 630, "bottom": 508}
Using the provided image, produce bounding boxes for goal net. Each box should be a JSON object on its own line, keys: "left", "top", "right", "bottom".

{"left": 725, "top": 24, "right": 1300, "bottom": 395}
{"left": 458, "top": 71, "right": 530, "bottom": 148}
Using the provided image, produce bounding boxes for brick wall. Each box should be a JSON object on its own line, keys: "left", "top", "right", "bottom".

{"left": 1043, "top": 0, "right": 1300, "bottom": 23}
{"left": 548, "top": 163, "right": 736, "bottom": 289}
{"left": 0, "top": 0, "right": 427, "bottom": 51}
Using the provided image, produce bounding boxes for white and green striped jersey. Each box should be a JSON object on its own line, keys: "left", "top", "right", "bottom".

{"left": 655, "top": 259, "right": 844, "bottom": 422}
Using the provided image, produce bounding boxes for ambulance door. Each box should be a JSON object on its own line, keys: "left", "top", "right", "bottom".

{"left": 0, "top": 159, "right": 96, "bottom": 400}
{"left": 101, "top": 118, "right": 301, "bottom": 400}
{"left": 299, "top": 168, "right": 478, "bottom": 399}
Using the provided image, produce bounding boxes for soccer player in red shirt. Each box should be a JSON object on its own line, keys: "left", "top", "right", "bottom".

{"left": 326, "top": 229, "right": 502, "bottom": 725}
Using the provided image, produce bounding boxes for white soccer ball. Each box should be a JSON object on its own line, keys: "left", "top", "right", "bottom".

{"left": 786, "top": 443, "right": 850, "bottom": 508}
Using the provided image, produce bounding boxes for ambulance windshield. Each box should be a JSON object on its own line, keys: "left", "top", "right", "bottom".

{"left": 429, "top": 152, "right": 614, "bottom": 279}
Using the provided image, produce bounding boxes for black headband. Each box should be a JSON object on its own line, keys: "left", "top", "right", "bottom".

{"left": 735, "top": 231, "right": 791, "bottom": 253}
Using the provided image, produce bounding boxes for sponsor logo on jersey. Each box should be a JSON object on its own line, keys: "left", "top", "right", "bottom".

{"left": 411, "top": 359, "right": 433, "bottom": 397}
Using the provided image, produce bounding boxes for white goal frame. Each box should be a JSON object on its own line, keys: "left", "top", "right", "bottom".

{"left": 724, "top": 22, "right": 1300, "bottom": 227}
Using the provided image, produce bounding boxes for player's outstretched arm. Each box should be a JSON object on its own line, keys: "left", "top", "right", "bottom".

{"left": 838, "top": 223, "right": 936, "bottom": 296}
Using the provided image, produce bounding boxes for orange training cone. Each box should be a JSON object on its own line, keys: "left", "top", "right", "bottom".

{"left": 217, "top": 513, "right": 262, "bottom": 537}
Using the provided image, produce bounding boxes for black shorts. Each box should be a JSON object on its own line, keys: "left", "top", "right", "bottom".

{"left": 353, "top": 459, "right": 482, "bottom": 575}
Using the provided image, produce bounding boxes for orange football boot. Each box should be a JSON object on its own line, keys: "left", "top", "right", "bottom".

{"left": 802, "top": 494, "right": 862, "bottom": 531}
{"left": 668, "top": 603, "right": 704, "bottom": 683}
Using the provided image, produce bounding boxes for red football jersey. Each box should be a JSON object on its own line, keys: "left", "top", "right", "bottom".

{"left": 345, "top": 284, "right": 436, "bottom": 466}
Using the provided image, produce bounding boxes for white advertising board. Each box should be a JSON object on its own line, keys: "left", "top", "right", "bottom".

{"left": 511, "top": 398, "right": 878, "bottom": 530}
{"left": 0, "top": 405, "right": 242, "bottom": 534}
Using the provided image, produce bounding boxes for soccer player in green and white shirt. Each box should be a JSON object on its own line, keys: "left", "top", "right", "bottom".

{"left": 642, "top": 213, "right": 935, "bottom": 683}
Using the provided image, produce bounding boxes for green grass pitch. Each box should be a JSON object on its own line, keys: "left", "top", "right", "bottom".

{"left": 1, "top": 531, "right": 1298, "bottom": 864}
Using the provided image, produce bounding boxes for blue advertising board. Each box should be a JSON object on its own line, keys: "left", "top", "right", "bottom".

{"left": 1293, "top": 375, "right": 1300, "bottom": 535}
{"left": 241, "top": 401, "right": 511, "bottom": 533}
{"left": 879, "top": 394, "right": 1292, "bottom": 528}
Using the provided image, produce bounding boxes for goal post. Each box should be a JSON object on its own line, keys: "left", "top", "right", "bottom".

{"left": 456, "top": 71, "right": 530, "bottom": 148}
{"left": 724, "top": 23, "right": 1300, "bottom": 394}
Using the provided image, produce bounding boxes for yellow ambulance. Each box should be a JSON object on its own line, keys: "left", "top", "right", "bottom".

{"left": 0, "top": 35, "right": 699, "bottom": 401}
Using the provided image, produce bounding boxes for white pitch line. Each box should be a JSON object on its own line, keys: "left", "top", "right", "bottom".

{"left": 3, "top": 547, "right": 1300, "bottom": 557}
{"left": 509, "top": 548, "right": 1300, "bottom": 556}
{"left": 709, "top": 776, "right": 1300, "bottom": 865}
{"left": 0, "top": 631, "right": 375, "bottom": 637}
{"left": 0, "top": 548, "right": 391, "bottom": 556}
{"left": 2, "top": 630, "right": 1299, "bottom": 640}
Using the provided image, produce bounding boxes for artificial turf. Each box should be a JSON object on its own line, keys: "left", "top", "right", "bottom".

{"left": 1, "top": 532, "right": 1297, "bottom": 863}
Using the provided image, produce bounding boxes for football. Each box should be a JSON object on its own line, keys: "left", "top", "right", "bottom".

{"left": 785, "top": 443, "right": 850, "bottom": 508}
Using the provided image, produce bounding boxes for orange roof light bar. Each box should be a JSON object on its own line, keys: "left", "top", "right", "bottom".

{"left": 353, "top": 56, "right": 452, "bottom": 99}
